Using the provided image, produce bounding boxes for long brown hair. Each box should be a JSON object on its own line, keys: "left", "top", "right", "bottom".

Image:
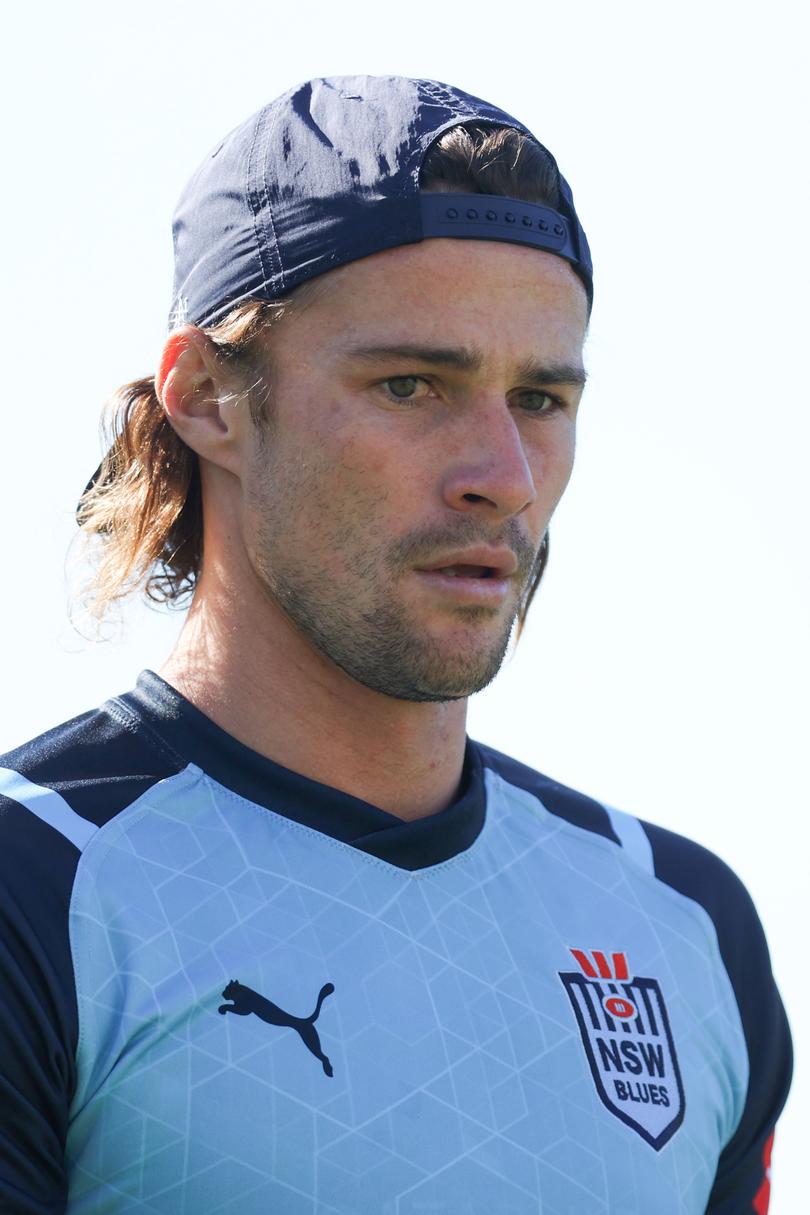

{"left": 74, "top": 299, "right": 288, "bottom": 623}
{"left": 76, "top": 123, "right": 565, "bottom": 634}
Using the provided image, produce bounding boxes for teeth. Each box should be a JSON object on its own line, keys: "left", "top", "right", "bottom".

{"left": 439, "top": 567, "right": 458, "bottom": 577}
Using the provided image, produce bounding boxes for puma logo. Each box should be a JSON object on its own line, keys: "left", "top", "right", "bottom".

{"left": 218, "top": 979, "right": 336, "bottom": 1077}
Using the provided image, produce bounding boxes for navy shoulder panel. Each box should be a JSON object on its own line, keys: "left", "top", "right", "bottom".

{"left": 0, "top": 698, "right": 184, "bottom": 1213}
{"left": 475, "top": 741, "right": 620, "bottom": 846}
{"left": 2, "top": 695, "right": 184, "bottom": 827}
{"left": 643, "top": 821, "right": 792, "bottom": 1211}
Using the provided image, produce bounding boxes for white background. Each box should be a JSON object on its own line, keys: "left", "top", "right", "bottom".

{"left": 1, "top": 1, "right": 806, "bottom": 1208}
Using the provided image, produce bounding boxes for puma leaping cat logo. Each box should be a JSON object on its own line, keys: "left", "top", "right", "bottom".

{"left": 218, "top": 979, "right": 335, "bottom": 1077}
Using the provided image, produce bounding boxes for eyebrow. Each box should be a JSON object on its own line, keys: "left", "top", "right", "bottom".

{"left": 341, "top": 343, "right": 587, "bottom": 387}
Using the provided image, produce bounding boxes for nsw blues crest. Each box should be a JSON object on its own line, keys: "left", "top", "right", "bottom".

{"left": 559, "top": 948, "right": 685, "bottom": 1150}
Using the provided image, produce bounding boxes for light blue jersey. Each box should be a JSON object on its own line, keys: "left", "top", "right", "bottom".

{"left": 0, "top": 673, "right": 791, "bottom": 1213}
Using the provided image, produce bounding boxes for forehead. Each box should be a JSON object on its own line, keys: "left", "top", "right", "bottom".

{"left": 287, "top": 238, "right": 589, "bottom": 360}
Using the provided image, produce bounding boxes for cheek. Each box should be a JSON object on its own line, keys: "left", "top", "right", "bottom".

{"left": 326, "top": 429, "right": 410, "bottom": 504}
{"left": 557, "top": 425, "right": 578, "bottom": 486}
{"left": 268, "top": 432, "right": 401, "bottom": 549}
{"left": 529, "top": 421, "right": 577, "bottom": 498}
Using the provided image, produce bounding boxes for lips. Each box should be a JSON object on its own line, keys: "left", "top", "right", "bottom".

{"left": 413, "top": 547, "right": 520, "bottom": 610}
{"left": 432, "top": 564, "right": 491, "bottom": 578}
{"left": 416, "top": 549, "right": 518, "bottom": 579}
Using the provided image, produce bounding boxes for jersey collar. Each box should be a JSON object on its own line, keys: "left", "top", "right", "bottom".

{"left": 120, "top": 671, "right": 486, "bottom": 871}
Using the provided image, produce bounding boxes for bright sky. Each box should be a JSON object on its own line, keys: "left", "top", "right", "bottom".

{"left": 2, "top": 1, "right": 806, "bottom": 1206}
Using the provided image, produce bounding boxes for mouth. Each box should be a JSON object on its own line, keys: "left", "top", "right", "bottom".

{"left": 429, "top": 564, "right": 494, "bottom": 579}
{"left": 413, "top": 565, "right": 514, "bottom": 603}
{"left": 416, "top": 549, "right": 518, "bottom": 577}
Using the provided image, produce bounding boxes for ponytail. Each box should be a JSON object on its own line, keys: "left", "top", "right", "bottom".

{"left": 74, "top": 298, "right": 285, "bottom": 623}
{"left": 75, "top": 376, "right": 201, "bottom": 619}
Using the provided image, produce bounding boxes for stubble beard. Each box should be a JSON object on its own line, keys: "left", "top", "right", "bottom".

{"left": 265, "top": 578, "right": 512, "bottom": 704}
{"left": 251, "top": 533, "right": 520, "bottom": 702}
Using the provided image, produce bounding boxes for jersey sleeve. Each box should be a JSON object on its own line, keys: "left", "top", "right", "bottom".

{"left": 0, "top": 695, "right": 183, "bottom": 1213}
{"left": 643, "top": 821, "right": 792, "bottom": 1214}
{"left": 0, "top": 794, "right": 77, "bottom": 1214}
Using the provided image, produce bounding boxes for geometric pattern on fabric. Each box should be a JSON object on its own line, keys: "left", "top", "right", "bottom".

{"left": 66, "top": 764, "right": 748, "bottom": 1213}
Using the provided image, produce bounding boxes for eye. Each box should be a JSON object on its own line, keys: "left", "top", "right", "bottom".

{"left": 382, "top": 375, "right": 425, "bottom": 400}
{"left": 515, "top": 389, "right": 565, "bottom": 415}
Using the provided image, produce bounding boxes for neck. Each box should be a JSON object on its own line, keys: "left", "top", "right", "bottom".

{"left": 158, "top": 574, "right": 469, "bottom": 822}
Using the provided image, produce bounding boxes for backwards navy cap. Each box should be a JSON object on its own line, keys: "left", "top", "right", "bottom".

{"left": 169, "top": 74, "right": 592, "bottom": 329}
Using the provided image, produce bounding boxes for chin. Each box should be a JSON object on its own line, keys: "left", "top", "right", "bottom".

{"left": 354, "top": 633, "right": 512, "bottom": 704}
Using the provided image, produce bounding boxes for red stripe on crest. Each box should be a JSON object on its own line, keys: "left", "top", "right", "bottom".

{"left": 592, "top": 951, "right": 612, "bottom": 979}
{"left": 612, "top": 952, "right": 629, "bottom": 980}
{"left": 570, "top": 949, "right": 598, "bottom": 978}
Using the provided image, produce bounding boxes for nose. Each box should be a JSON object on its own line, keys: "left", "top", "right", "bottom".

{"left": 440, "top": 399, "right": 539, "bottom": 520}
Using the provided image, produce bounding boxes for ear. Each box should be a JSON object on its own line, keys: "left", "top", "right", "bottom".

{"left": 155, "top": 325, "right": 244, "bottom": 474}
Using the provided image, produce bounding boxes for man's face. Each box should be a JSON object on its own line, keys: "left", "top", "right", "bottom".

{"left": 238, "top": 237, "right": 588, "bottom": 702}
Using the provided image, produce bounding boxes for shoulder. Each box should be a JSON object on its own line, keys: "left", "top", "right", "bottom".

{"left": 0, "top": 694, "right": 184, "bottom": 1209}
{"left": 476, "top": 739, "right": 622, "bottom": 846}
{"left": 476, "top": 738, "right": 792, "bottom": 1190}
{"left": 1, "top": 692, "right": 183, "bottom": 832}
{"left": 0, "top": 691, "right": 186, "bottom": 997}
{"left": 476, "top": 738, "right": 789, "bottom": 1047}
{"left": 0, "top": 692, "right": 187, "bottom": 1064}
{"left": 638, "top": 817, "right": 762, "bottom": 954}
{"left": 0, "top": 689, "right": 186, "bottom": 998}
{"left": 477, "top": 739, "right": 761, "bottom": 929}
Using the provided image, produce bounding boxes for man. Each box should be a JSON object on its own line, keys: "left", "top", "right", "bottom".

{"left": 0, "top": 76, "right": 791, "bottom": 1213}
